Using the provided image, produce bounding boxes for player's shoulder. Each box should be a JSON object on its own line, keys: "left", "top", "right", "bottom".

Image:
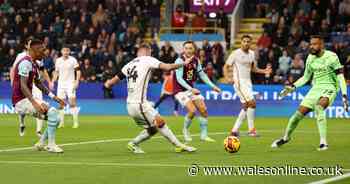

{"left": 18, "top": 59, "right": 33, "bottom": 68}
{"left": 324, "top": 50, "right": 338, "bottom": 58}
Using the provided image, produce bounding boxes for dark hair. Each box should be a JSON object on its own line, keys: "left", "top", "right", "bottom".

{"left": 61, "top": 44, "right": 71, "bottom": 49}
{"left": 241, "top": 34, "right": 252, "bottom": 40}
{"left": 310, "top": 35, "right": 324, "bottom": 41}
{"left": 29, "top": 38, "right": 43, "bottom": 47}
{"left": 183, "top": 40, "right": 195, "bottom": 46}
{"left": 139, "top": 43, "right": 151, "bottom": 50}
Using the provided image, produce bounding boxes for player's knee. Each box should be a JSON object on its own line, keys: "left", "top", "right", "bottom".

{"left": 318, "top": 97, "right": 329, "bottom": 109}
{"left": 199, "top": 108, "right": 208, "bottom": 117}
{"left": 47, "top": 107, "right": 60, "bottom": 127}
{"left": 187, "top": 109, "right": 196, "bottom": 118}
{"left": 242, "top": 103, "right": 248, "bottom": 110}
{"left": 248, "top": 101, "right": 256, "bottom": 108}
{"left": 154, "top": 117, "right": 166, "bottom": 128}
{"left": 147, "top": 126, "right": 158, "bottom": 135}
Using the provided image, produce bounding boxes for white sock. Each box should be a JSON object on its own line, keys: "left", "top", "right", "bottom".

{"left": 232, "top": 109, "right": 246, "bottom": 132}
{"left": 131, "top": 129, "right": 152, "bottom": 145}
{"left": 19, "top": 114, "right": 25, "bottom": 127}
{"left": 71, "top": 107, "right": 79, "bottom": 125}
{"left": 59, "top": 109, "right": 65, "bottom": 125}
{"left": 247, "top": 108, "right": 256, "bottom": 131}
{"left": 36, "top": 118, "right": 43, "bottom": 132}
{"left": 320, "top": 138, "right": 327, "bottom": 145}
{"left": 158, "top": 124, "right": 183, "bottom": 147}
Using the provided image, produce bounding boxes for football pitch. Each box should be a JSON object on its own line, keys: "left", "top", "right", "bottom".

{"left": 0, "top": 114, "right": 349, "bottom": 184}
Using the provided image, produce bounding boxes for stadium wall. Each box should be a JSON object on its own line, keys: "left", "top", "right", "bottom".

{"left": 0, "top": 82, "right": 349, "bottom": 118}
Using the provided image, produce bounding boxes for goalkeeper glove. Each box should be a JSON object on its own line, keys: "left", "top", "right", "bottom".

{"left": 279, "top": 85, "right": 296, "bottom": 98}
{"left": 342, "top": 95, "right": 349, "bottom": 112}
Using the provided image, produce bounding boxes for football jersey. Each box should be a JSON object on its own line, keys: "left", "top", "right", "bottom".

{"left": 226, "top": 49, "right": 256, "bottom": 82}
{"left": 121, "top": 56, "right": 161, "bottom": 103}
{"left": 55, "top": 56, "right": 79, "bottom": 88}
{"left": 173, "top": 55, "right": 201, "bottom": 94}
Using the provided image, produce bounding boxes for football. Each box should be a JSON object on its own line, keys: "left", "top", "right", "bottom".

{"left": 224, "top": 136, "right": 240, "bottom": 153}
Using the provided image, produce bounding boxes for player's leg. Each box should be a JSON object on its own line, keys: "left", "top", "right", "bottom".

{"left": 231, "top": 103, "right": 248, "bottom": 137}
{"left": 33, "top": 85, "right": 43, "bottom": 137}
{"left": 43, "top": 107, "right": 63, "bottom": 153}
{"left": 68, "top": 88, "right": 79, "bottom": 128}
{"left": 128, "top": 126, "right": 157, "bottom": 154}
{"left": 172, "top": 95, "right": 179, "bottom": 116}
{"left": 193, "top": 98, "right": 215, "bottom": 142}
{"left": 154, "top": 93, "right": 169, "bottom": 108}
{"left": 315, "top": 97, "right": 330, "bottom": 151}
{"left": 57, "top": 88, "right": 66, "bottom": 128}
{"left": 175, "top": 91, "right": 197, "bottom": 142}
{"left": 18, "top": 113, "right": 26, "bottom": 136}
{"left": 246, "top": 100, "right": 258, "bottom": 137}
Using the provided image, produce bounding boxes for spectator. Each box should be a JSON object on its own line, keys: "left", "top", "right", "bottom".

{"left": 92, "top": 3, "right": 108, "bottom": 28}
{"left": 191, "top": 9, "right": 207, "bottom": 32}
{"left": 102, "top": 60, "right": 117, "bottom": 81}
{"left": 172, "top": 5, "right": 187, "bottom": 33}
{"left": 277, "top": 49, "right": 292, "bottom": 77}
{"left": 160, "top": 41, "right": 175, "bottom": 63}
{"left": 81, "top": 58, "right": 97, "bottom": 82}
{"left": 257, "top": 32, "right": 272, "bottom": 49}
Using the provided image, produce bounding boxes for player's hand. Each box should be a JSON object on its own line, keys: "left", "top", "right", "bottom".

{"left": 191, "top": 88, "right": 201, "bottom": 95}
{"left": 183, "top": 56, "right": 194, "bottom": 65}
{"left": 279, "top": 85, "right": 296, "bottom": 98}
{"left": 264, "top": 67, "right": 272, "bottom": 75}
{"left": 104, "top": 80, "right": 112, "bottom": 89}
{"left": 342, "top": 95, "right": 349, "bottom": 112}
{"left": 213, "top": 86, "right": 222, "bottom": 93}
{"left": 54, "top": 96, "right": 66, "bottom": 109}
{"left": 33, "top": 101, "right": 48, "bottom": 114}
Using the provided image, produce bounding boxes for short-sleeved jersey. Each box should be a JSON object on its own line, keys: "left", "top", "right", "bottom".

{"left": 225, "top": 49, "right": 256, "bottom": 82}
{"left": 55, "top": 56, "right": 79, "bottom": 88}
{"left": 304, "top": 50, "right": 342, "bottom": 90}
{"left": 121, "top": 56, "right": 161, "bottom": 103}
{"left": 173, "top": 55, "right": 201, "bottom": 94}
{"left": 12, "top": 55, "right": 39, "bottom": 106}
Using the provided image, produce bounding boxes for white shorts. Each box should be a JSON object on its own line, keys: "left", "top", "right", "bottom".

{"left": 175, "top": 90, "right": 205, "bottom": 107}
{"left": 32, "top": 84, "right": 43, "bottom": 100}
{"left": 233, "top": 81, "right": 254, "bottom": 103}
{"left": 127, "top": 101, "right": 159, "bottom": 128}
{"left": 57, "top": 87, "right": 76, "bottom": 99}
{"left": 15, "top": 98, "right": 48, "bottom": 119}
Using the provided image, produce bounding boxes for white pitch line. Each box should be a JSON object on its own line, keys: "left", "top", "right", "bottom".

{"left": 0, "top": 129, "right": 349, "bottom": 153}
{"left": 308, "top": 172, "right": 350, "bottom": 184}
{"left": 0, "top": 160, "right": 189, "bottom": 168}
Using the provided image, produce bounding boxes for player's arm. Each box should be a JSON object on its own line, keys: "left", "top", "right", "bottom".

{"left": 104, "top": 71, "right": 126, "bottom": 89}
{"left": 197, "top": 63, "right": 221, "bottom": 93}
{"left": 34, "top": 77, "right": 65, "bottom": 109}
{"left": 74, "top": 59, "right": 81, "bottom": 89}
{"left": 51, "top": 63, "right": 59, "bottom": 90}
{"left": 224, "top": 52, "right": 235, "bottom": 84}
{"left": 331, "top": 54, "right": 349, "bottom": 111}
{"left": 158, "top": 56, "right": 193, "bottom": 71}
{"left": 279, "top": 58, "right": 313, "bottom": 98}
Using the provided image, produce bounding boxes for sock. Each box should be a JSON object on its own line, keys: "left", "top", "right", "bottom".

{"left": 19, "top": 114, "right": 25, "bottom": 127}
{"left": 36, "top": 118, "right": 43, "bottom": 132}
{"left": 47, "top": 108, "right": 60, "bottom": 146}
{"left": 154, "top": 94, "right": 168, "bottom": 108}
{"left": 283, "top": 111, "right": 304, "bottom": 141}
{"left": 198, "top": 116, "right": 208, "bottom": 140}
{"left": 59, "top": 109, "right": 65, "bottom": 126}
{"left": 315, "top": 105, "right": 327, "bottom": 145}
{"left": 158, "top": 124, "right": 183, "bottom": 147}
{"left": 131, "top": 129, "right": 152, "bottom": 145}
{"left": 39, "top": 128, "right": 48, "bottom": 144}
{"left": 247, "top": 108, "right": 256, "bottom": 131}
{"left": 183, "top": 115, "right": 193, "bottom": 129}
{"left": 232, "top": 109, "right": 247, "bottom": 132}
{"left": 71, "top": 107, "right": 79, "bottom": 125}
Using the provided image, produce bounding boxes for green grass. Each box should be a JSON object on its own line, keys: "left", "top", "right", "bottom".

{"left": 0, "top": 114, "right": 349, "bottom": 184}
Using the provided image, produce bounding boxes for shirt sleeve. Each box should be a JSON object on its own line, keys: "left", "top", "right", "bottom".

{"left": 175, "top": 58, "right": 193, "bottom": 90}
{"left": 73, "top": 58, "right": 80, "bottom": 69}
{"left": 293, "top": 56, "right": 313, "bottom": 88}
{"left": 329, "top": 54, "right": 343, "bottom": 71}
{"left": 148, "top": 57, "right": 162, "bottom": 69}
{"left": 18, "top": 60, "right": 33, "bottom": 77}
{"left": 197, "top": 64, "right": 216, "bottom": 88}
{"left": 225, "top": 52, "right": 235, "bottom": 66}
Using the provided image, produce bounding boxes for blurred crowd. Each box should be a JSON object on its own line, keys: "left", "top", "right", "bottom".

{"left": 0, "top": 0, "right": 349, "bottom": 85}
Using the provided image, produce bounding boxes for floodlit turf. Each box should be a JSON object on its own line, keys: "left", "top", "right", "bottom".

{"left": 0, "top": 114, "right": 349, "bottom": 184}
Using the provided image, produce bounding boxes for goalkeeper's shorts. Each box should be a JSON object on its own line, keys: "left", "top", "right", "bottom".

{"left": 300, "top": 87, "right": 337, "bottom": 110}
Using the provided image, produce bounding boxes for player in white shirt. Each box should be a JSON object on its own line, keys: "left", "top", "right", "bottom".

{"left": 10, "top": 39, "right": 52, "bottom": 137}
{"left": 224, "top": 35, "right": 271, "bottom": 137}
{"left": 52, "top": 46, "right": 81, "bottom": 128}
{"left": 104, "top": 44, "right": 196, "bottom": 154}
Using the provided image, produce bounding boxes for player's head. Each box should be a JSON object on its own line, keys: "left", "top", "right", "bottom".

{"left": 241, "top": 35, "right": 252, "bottom": 51}
{"left": 28, "top": 38, "right": 45, "bottom": 60}
{"left": 61, "top": 45, "right": 71, "bottom": 57}
{"left": 183, "top": 41, "right": 196, "bottom": 57}
{"left": 137, "top": 44, "right": 151, "bottom": 56}
{"left": 24, "top": 37, "right": 33, "bottom": 51}
{"left": 309, "top": 35, "right": 324, "bottom": 56}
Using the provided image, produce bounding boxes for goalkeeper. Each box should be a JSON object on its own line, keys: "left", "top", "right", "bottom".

{"left": 272, "top": 35, "right": 349, "bottom": 151}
